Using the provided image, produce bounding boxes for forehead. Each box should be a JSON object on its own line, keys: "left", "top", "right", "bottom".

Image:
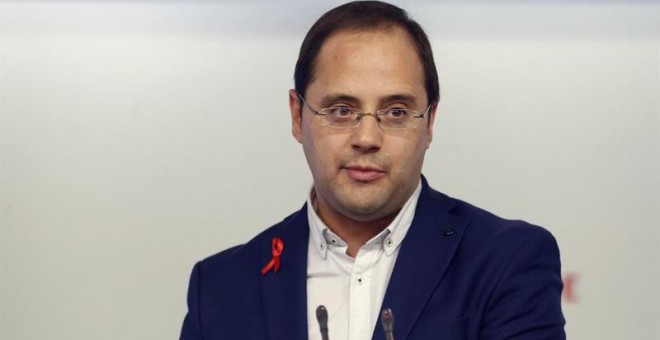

{"left": 307, "top": 26, "right": 426, "bottom": 105}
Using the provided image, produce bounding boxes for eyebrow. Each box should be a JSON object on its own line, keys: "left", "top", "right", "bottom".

{"left": 320, "top": 94, "right": 359, "bottom": 106}
{"left": 381, "top": 94, "right": 418, "bottom": 106}
{"left": 320, "top": 93, "right": 419, "bottom": 108}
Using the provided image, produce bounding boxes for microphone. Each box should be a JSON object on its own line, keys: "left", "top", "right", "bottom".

{"left": 316, "top": 305, "right": 329, "bottom": 340}
{"left": 381, "top": 308, "right": 394, "bottom": 340}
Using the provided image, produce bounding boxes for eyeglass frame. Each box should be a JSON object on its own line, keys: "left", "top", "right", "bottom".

{"left": 297, "top": 92, "right": 432, "bottom": 131}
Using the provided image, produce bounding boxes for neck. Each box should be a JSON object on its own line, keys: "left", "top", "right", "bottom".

{"left": 312, "top": 193, "right": 398, "bottom": 257}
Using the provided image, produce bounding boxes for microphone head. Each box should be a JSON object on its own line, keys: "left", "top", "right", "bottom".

{"left": 381, "top": 308, "right": 394, "bottom": 333}
{"left": 316, "top": 305, "right": 328, "bottom": 330}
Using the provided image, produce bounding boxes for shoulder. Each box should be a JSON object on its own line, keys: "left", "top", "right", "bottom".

{"left": 423, "top": 187, "right": 565, "bottom": 337}
{"left": 181, "top": 207, "right": 309, "bottom": 339}
{"left": 452, "top": 195, "right": 557, "bottom": 245}
{"left": 421, "top": 185, "right": 562, "bottom": 276}
{"left": 425, "top": 185, "right": 560, "bottom": 257}
{"left": 197, "top": 206, "right": 307, "bottom": 274}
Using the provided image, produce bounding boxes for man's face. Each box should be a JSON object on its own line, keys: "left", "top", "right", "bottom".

{"left": 289, "top": 26, "right": 436, "bottom": 224}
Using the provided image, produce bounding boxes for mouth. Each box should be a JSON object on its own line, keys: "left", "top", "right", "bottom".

{"left": 342, "top": 165, "right": 385, "bottom": 182}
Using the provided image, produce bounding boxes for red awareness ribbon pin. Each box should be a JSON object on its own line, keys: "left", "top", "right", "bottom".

{"left": 261, "top": 237, "right": 284, "bottom": 275}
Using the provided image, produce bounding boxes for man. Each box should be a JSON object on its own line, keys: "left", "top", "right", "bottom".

{"left": 180, "top": 1, "right": 565, "bottom": 339}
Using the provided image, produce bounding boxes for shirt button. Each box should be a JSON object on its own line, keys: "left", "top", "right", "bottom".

{"left": 386, "top": 239, "right": 393, "bottom": 246}
{"left": 357, "top": 277, "right": 363, "bottom": 284}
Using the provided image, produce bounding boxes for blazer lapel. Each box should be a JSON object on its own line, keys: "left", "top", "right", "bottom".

{"left": 259, "top": 205, "right": 310, "bottom": 340}
{"left": 374, "top": 180, "right": 470, "bottom": 340}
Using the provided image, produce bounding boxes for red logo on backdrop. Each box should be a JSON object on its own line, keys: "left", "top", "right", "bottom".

{"left": 562, "top": 272, "right": 579, "bottom": 303}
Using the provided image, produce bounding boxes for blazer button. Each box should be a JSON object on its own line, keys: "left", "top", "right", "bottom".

{"left": 444, "top": 228, "right": 455, "bottom": 236}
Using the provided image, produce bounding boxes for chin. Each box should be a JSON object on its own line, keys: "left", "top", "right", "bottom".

{"left": 339, "top": 199, "right": 397, "bottom": 220}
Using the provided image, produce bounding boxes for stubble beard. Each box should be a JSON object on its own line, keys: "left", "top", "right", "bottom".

{"left": 317, "top": 174, "right": 410, "bottom": 223}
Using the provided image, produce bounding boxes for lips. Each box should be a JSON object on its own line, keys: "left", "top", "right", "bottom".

{"left": 343, "top": 165, "right": 385, "bottom": 182}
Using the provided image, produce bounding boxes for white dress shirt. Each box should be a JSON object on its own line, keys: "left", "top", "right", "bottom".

{"left": 306, "top": 180, "right": 422, "bottom": 340}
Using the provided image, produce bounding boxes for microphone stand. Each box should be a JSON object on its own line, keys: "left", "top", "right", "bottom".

{"left": 381, "top": 308, "right": 395, "bottom": 340}
{"left": 316, "top": 305, "right": 329, "bottom": 340}
{"left": 315, "top": 305, "right": 394, "bottom": 340}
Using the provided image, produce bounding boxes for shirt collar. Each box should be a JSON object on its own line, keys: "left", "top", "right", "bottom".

{"left": 306, "top": 179, "right": 423, "bottom": 259}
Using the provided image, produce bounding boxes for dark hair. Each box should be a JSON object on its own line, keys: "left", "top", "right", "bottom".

{"left": 294, "top": 1, "right": 439, "bottom": 105}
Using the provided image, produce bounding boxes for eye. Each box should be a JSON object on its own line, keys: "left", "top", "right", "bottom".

{"left": 385, "top": 108, "right": 409, "bottom": 119}
{"left": 327, "top": 106, "right": 354, "bottom": 118}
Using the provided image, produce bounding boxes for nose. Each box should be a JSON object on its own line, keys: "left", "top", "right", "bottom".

{"left": 350, "top": 114, "right": 383, "bottom": 153}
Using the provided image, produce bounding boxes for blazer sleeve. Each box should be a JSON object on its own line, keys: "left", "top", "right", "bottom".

{"left": 180, "top": 262, "right": 203, "bottom": 340}
{"left": 481, "top": 227, "right": 566, "bottom": 340}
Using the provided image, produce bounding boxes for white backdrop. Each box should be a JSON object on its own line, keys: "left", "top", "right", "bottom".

{"left": 1, "top": 0, "right": 658, "bottom": 339}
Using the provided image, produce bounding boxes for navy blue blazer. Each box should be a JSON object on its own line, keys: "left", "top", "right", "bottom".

{"left": 180, "top": 178, "right": 565, "bottom": 339}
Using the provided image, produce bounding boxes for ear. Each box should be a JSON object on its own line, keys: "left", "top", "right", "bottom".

{"left": 289, "top": 89, "right": 303, "bottom": 143}
{"left": 425, "top": 103, "right": 438, "bottom": 149}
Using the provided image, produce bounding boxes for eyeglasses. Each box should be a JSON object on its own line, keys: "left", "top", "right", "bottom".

{"left": 298, "top": 93, "right": 431, "bottom": 131}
